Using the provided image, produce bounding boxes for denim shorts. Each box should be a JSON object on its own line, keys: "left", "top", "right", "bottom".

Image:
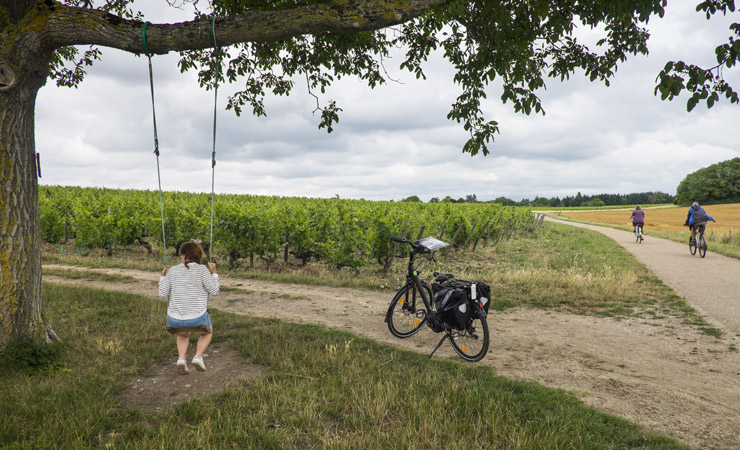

{"left": 166, "top": 311, "right": 212, "bottom": 333}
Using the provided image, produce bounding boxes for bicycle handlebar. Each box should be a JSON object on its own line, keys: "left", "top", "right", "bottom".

{"left": 389, "top": 236, "right": 430, "bottom": 254}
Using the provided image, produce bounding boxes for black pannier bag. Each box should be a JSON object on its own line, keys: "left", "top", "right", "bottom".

{"left": 474, "top": 282, "right": 491, "bottom": 316}
{"left": 434, "top": 287, "right": 472, "bottom": 330}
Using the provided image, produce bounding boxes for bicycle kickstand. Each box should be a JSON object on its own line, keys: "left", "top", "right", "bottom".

{"left": 428, "top": 333, "right": 449, "bottom": 359}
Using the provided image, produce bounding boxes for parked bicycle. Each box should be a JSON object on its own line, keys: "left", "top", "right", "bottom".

{"left": 689, "top": 228, "right": 708, "bottom": 258}
{"left": 384, "top": 236, "right": 490, "bottom": 362}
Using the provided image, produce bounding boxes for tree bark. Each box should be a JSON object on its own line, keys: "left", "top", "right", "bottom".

{"left": 0, "top": 0, "right": 449, "bottom": 350}
{"left": 1, "top": 11, "right": 56, "bottom": 349}
{"left": 39, "top": 0, "right": 449, "bottom": 53}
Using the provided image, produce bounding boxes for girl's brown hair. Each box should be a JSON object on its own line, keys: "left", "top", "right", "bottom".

{"left": 180, "top": 241, "right": 204, "bottom": 268}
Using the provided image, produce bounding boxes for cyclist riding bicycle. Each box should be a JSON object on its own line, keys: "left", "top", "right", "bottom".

{"left": 630, "top": 205, "right": 645, "bottom": 241}
{"left": 684, "top": 202, "right": 715, "bottom": 243}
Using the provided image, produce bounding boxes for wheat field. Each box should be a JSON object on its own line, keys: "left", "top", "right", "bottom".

{"left": 553, "top": 203, "right": 740, "bottom": 234}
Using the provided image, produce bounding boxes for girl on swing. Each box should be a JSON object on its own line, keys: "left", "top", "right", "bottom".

{"left": 158, "top": 241, "right": 219, "bottom": 375}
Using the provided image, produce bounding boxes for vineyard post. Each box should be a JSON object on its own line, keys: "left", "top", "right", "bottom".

{"left": 494, "top": 218, "right": 511, "bottom": 246}
{"left": 483, "top": 219, "right": 495, "bottom": 247}
{"left": 504, "top": 218, "right": 516, "bottom": 240}
{"left": 463, "top": 221, "right": 478, "bottom": 249}
{"left": 64, "top": 212, "right": 69, "bottom": 244}
{"left": 508, "top": 218, "right": 520, "bottom": 239}
{"left": 511, "top": 217, "right": 522, "bottom": 239}
{"left": 531, "top": 213, "right": 541, "bottom": 231}
{"left": 498, "top": 219, "right": 509, "bottom": 242}
{"left": 284, "top": 230, "right": 289, "bottom": 264}
{"left": 383, "top": 227, "right": 406, "bottom": 273}
{"left": 449, "top": 223, "right": 464, "bottom": 248}
{"left": 514, "top": 217, "right": 529, "bottom": 239}
{"left": 472, "top": 219, "right": 490, "bottom": 252}
{"left": 535, "top": 214, "right": 545, "bottom": 231}
{"left": 523, "top": 213, "right": 533, "bottom": 232}
{"left": 437, "top": 224, "right": 446, "bottom": 241}
{"left": 416, "top": 225, "right": 426, "bottom": 240}
{"left": 528, "top": 213, "right": 538, "bottom": 231}
{"left": 524, "top": 213, "right": 535, "bottom": 232}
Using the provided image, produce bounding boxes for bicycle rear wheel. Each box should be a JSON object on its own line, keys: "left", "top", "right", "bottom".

{"left": 699, "top": 235, "right": 707, "bottom": 258}
{"left": 387, "top": 282, "right": 430, "bottom": 338}
{"left": 448, "top": 316, "right": 489, "bottom": 362}
{"left": 689, "top": 237, "right": 697, "bottom": 255}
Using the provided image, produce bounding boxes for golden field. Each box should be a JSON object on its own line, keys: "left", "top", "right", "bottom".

{"left": 552, "top": 203, "right": 740, "bottom": 234}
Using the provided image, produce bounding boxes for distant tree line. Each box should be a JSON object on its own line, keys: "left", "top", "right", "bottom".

{"left": 675, "top": 157, "right": 740, "bottom": 206}
{"left": 401, "top": 192, "right": 674, "bottom": 207}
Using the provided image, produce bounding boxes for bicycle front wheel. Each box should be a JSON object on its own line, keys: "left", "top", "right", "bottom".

{"left": 699, "top": 235, "right": 707, "bottom": 258}
{"left": 387, "top": 282, "right": 430, "bottom": 338}
{"left": 448, "top": 316, "right": 490, "bottom": 362}
{"left": 689, "top": 237, "right": 697, "bottom": 255}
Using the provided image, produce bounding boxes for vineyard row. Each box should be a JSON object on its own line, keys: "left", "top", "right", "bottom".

{"left": 39, "top": 186, "right": 540, "bottom": 269}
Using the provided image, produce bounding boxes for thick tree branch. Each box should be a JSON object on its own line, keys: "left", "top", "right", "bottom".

{"left": 37, "top": 0, "right": 450, "bottom": 55}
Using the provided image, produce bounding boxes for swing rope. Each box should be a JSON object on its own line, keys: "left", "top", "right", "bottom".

{"left": 143, "top": 22, "right": 168, "bottom": 265}
{"left": 209, "top": 17, "right": 220, "bottom": 262}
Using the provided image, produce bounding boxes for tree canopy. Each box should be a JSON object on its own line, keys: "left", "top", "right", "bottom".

{"left": 675, "top": 157, "right": 740, "bottom": 205}
{"left": 40, "top": 0, "right": 731, "bottom": 157}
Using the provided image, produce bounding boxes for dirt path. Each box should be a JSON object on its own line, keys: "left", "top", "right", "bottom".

{"left": 43, "top": 222, "right": 740, "bottom": 449}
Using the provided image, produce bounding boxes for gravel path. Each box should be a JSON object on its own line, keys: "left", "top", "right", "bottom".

{"left": 546, "top": 216, "right": 740, "bottom": 337}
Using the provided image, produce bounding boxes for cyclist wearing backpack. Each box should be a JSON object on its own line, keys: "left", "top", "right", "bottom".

{"left": 684, "top": 202, "right": 715, "bottom": 243}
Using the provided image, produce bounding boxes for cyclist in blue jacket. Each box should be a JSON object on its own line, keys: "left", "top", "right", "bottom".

{"left": 684, "top": 202, "right": 715, "bottom": 243}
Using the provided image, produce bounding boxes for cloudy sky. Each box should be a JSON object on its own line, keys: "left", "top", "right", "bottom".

{"left": 35, "top": 1, "right": 740, "bottom": 202}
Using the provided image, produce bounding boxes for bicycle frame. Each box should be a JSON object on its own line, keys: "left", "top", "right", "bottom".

{"left": 385, "top": 237, "right": 490, "bottom": 361}
{"left": 384, "top": 245, "right": 435, "bottom": 326}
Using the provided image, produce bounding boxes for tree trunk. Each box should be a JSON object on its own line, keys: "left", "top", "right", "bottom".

{"left": 0, "top": 49, "right": 57, "bottom": 350}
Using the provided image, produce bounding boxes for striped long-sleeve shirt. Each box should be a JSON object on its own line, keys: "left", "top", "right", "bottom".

{"left": 158, "top": 262, "right": 219, "bottom": 320}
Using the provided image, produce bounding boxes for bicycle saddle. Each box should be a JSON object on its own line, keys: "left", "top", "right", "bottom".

{"left": 433, "top": 272, "right": 454, "bottom": 282}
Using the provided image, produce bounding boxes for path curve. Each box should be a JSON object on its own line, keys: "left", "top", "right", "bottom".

{"left": 546, "top": 216, "right": 740, "bottom": 337}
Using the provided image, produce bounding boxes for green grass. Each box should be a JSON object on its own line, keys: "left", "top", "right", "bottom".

{"left": 1, "top": 283, "right": 689, "bottom": 449}
{"left": 487, "top": 223, "right": 709, "bottom": 325}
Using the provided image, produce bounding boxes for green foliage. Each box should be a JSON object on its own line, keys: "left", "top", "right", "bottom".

{"left": 44, "top": 0, "right": 683, "bottom": 156}
{"left": 675, "top": 157, "right": 740, "bottom": 205}
{"left": 39, "top": 186, "right": 529, "bottom": 268}
{"left": 654, "top": 1, "right": 740, "bottom": 111}
{"left": 2, "top": 337, "right": 65, "bottom": 376}
{"left": 581, "top": 197, "right": 606, "bottom": 207}
{"left": 401, "top": 195, "right": 422, "bottom": 202}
